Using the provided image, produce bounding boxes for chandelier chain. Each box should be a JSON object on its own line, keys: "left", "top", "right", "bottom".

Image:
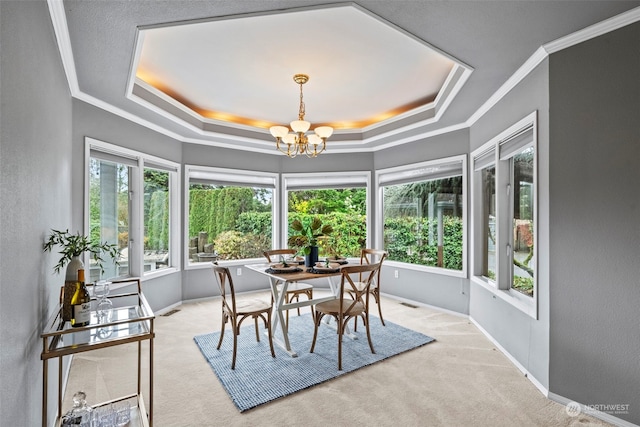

{"left": 298, "top": 80, "right": 306, "bottom": 121}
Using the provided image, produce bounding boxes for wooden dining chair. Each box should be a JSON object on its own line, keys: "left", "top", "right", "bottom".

{"left": 263, "top": 249, "right": 314, "bottom": 324}
{"left": 345, "top": 249, "right": 388, "bottom": 330}
{"left": 212, "top": 264, "right": 275, "bottom": 369}
{"left": 310, "top": 263, "right": 381, "bottom": 370}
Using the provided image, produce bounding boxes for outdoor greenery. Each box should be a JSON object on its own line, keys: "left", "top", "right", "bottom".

{"left": 384, "top": 216, "right": 463, "bottom": 270}
{"left": 185, "top": 183, "right": 466, "bottom": 265}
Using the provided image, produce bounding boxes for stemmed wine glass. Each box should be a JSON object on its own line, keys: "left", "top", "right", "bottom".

{"left": 94, "top": 280, "right": 113, "bottom": 323}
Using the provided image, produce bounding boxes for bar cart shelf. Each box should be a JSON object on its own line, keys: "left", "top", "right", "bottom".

{"left": 41, "top": 278, "right": 154, "bottom": 427}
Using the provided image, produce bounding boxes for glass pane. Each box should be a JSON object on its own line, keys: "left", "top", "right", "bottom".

{"left": 188, "top": 183, "right": 273, "bottom": 262}
{"left": 144, "top": 168, "right": 170, "bottom": 272}
{"left": 286, "top": 188, "right": 367, "bottom": 258}
{"left": 89, "top": 158, "right": 129, "bottom": 282}
{"left": 382, "top": 176, "right": 463, "bottom": 270}
{"left": 482, "top": 166, "right": 496, "bottom": 280}
{"left": 512, "top": 147, "right": 534, "bottom": 296}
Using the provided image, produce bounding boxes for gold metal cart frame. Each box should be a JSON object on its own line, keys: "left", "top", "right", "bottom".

{"left": 41, "top": 278, "right": 154, "bottom": 427}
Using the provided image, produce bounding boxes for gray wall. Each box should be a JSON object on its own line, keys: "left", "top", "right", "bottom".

{"left": 548, "top": 22, "right": 640, "bottom": 424}
{"left": 0, "top": 1, "right": 73, "bottom": 424}
{"left": 468, "top": 59, "right": 551, "bottom": 388}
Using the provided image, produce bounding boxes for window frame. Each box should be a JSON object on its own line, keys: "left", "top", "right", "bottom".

{"left": 85, "top": 137, "right": 181, "bottom": 280}
{"left": 375, "top": 155, "right": 467, "bottom": 278}
{"left": 184, "top": 165, "right": 280, "bottom": 269}
{"left": 471, "top": 112, "right": 538, "bottom": 319}
{"left": 281, "top": 171, "right": 372, "bottom": 255}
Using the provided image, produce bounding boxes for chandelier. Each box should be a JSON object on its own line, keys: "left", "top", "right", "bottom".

{"left": 269, "top": 74, "right": 333, "bottom": 158}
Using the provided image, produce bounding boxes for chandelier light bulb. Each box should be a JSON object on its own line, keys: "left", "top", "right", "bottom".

{"left": 290, "top": 120, "right": 310, "bottom": 133}
{"left": 269, "top": 126, "right": 288, "bottom": 139}
{"left": 314, "top": 126, "right": 333, "bottom": 139}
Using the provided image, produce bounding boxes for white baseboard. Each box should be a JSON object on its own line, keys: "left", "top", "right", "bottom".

{"left": 380, "top": 292, "right": 468, "bottom": 318}
{"left": 468, "top": 315, "right": 548, "bottom": 397}
{"left": 548, "top": 392, "right": 638, "bottom": 427}
{"left": 154, "top": 301, "right": 182, "bottom": 316}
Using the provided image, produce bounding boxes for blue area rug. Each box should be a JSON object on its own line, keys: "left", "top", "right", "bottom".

{"left": 193, "top": 313, "right": 435, "bottom": 412}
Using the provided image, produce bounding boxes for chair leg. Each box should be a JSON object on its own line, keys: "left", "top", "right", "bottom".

{"left": 306, "top": 289, "right": 314, "bottom": 322}
{"left": 231, "top": 319, "right": 239, "bottom": 370}
{"left": 217, "top": 313, "right": 227, "bottom": 350}
{"left": 253, "top": 315, "right": 261, "bottom": 342}
{"left": 294, "top": 292, "right": 302, "bottom": 316}
{"left": 375, "top": 290, "right": 385, "bottom": 326}
{"left": 363, "top": 313, "right": 375, "bottom": 354}
{"left": 309, "top": 311, "right": 322, "bottom": 353}
{"left": 337, "top": 316, "right": 343, "bottom": 370}
{"left": 266, "top": 310, "right": 275, "bottom": 358}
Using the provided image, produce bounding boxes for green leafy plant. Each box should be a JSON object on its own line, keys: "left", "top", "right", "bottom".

{"left": 43, "top": 229, "right": 120, "bottom": 274}
{"left": 287, "top": 217, "right": 333, "bottom": 255}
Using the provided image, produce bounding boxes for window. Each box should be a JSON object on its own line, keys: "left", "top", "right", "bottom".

{"left": 283, "top": 172, "right": 370, "bottom": 258}
{"left": 473, "top": 148, "right": 496, "bottom": 280}
{"left": 89, "top": 155, "right": 131, "bottom": 281}
{"left": 186, "top": 166, "right": 277, "bottom": 264}
{"left": 471, "top": 112, "right": 537, "bottom": 317}
{"left": 143, "top": 166, "right": 171, "bottom": 273}
{"left": 377, "top": 156, "right": 466, "bottom": 275}
{"left": 504, "top": 144, "right": 535, "bottom": 297}
{"left": 87, "top": 138, "right": 179, "bottom": 281}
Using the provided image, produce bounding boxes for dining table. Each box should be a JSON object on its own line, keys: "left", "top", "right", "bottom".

{"left": 245, "top": 261, "right": 351, "bottom": 357}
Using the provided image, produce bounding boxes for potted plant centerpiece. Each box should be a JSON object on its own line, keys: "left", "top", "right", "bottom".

{"left": 43, "top": 229, "right": 120, "bottom": 321}
{"left": 287, "top": 217, "right": 333, "bottom": 267}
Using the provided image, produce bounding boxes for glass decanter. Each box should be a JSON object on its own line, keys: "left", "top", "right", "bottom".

{"left": 61, "top": 391, "right": 92, "bottom": 426}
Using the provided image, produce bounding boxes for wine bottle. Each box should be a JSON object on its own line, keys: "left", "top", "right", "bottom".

{"left": 70, "top": 269, "right": 91, "bottom": 327}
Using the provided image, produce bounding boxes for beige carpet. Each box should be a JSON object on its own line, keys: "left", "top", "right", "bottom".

{"left": 62, "top": 290, "right": 610, "bottom": 426}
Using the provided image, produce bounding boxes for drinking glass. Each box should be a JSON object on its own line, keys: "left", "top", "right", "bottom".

{"left": 94, "top": 280, "right": 113, "bottom": 323}
{"left": 114, "top": 401, "right": 131, "bottom": 426}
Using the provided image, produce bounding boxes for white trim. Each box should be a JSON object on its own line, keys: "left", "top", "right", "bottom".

{"left": 47, "top": 0, "right": 79, "bottom": 94}
{"left": 375, "top": 154, "right": 467, "bottom": 278}
{"left": 382, "top": 292, "right": 469, "bottom": 318}
{"left": 547, "top": 392, "right": 637, "bottom": 427}
{"left": 281, "top": 171, "right": 372, "bottom": 251}
{"left": 183, "top": 166, "right": 280, "bottom": 268}
{"left": 467, "top": 47, "right": 547, "bottom": 127}
{"left": 49, "top": 2, "right": 640, "bottom": 155}
{"left": 469, "top": 315, "right": 548, "bottom": 397}
{"left": 86, "top": 137, "right": 181, "bottom": 278}
{"left": 469, "top": 112, "right": 538, "bottom": 319}
{"left": 543, "top": 6, "right": 640, "bottom": 54}
{"left": 154, "top": 301, "right": 182, "bottom": 316}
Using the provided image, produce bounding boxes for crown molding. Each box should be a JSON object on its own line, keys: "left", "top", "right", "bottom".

{"left": 543, "top": 6, "right": 640, "bottom": 54}
{"left": 467, "top": 6, "right": 640, "bottom": 128}
{"left": 48, "top": 2, "right": 640, "bottom": 156}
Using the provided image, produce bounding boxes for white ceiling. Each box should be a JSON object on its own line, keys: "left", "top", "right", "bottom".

{"left": 51, "top": 0, "right": 640, "bottom": 155}
{"left": 135, "top": 4, "right": 459, "bottom": 130}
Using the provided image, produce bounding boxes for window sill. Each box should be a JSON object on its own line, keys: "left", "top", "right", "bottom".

{"left": 142, "top": 266, "right": 179, "bottom": 281}
{"left": 385, "top": 260, "right": 466, "bottom": 279}
{"left": 471, "top": 275, "right": 537, "bottom": 319}
{"left": 185, "top": 257, "right": 265, "bottom": 270}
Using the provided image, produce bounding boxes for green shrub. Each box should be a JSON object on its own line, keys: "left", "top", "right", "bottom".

{"left": 384, "top": 216, "right": 463, "bottom": 270}
{"left": 214, "top": 231, "right": 269, "bottom": 260}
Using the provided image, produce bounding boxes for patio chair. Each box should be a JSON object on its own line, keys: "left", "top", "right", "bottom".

{"left": 212, "top": 264, "right": 275, "bottom": 369}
